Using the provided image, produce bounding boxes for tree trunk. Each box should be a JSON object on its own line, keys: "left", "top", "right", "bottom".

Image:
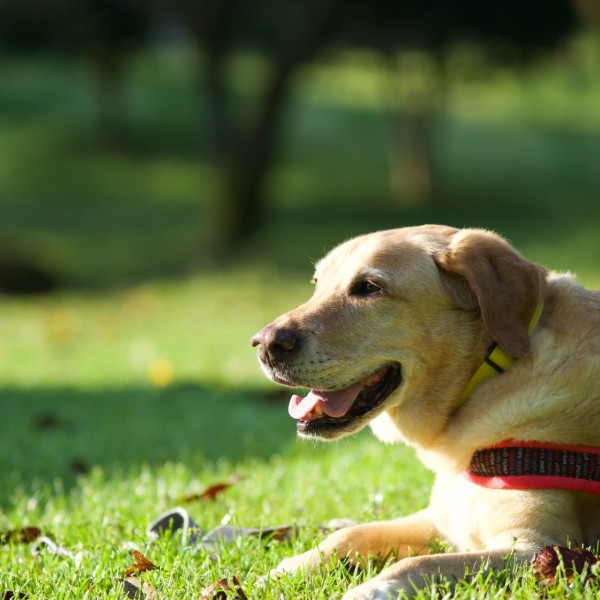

{"left": 214, "top": 62, "right": 292, "bottom": 250}
{"left": 384, "top": 53, "right": 437, "bottom": 206}
{"left": 208, "top": 0, "right": 340, "bottom": 253}
{"left": 89, "top": 50, "right": 124, "bottom": 142}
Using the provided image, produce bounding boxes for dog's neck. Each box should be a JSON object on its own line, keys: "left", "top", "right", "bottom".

{"left": 458, "top": 300, "right": 545, "bottom": 407}
{"left": 373, "top": 301, "right": 545, "bottom": 450}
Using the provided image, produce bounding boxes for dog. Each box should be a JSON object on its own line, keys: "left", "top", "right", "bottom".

{"left": 251, "top": 225, "right": 600, "bottom": 599}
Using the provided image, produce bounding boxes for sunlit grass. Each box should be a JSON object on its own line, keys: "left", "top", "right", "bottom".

{"left": 0, "top": 264, "right": 598, "bottom": 597}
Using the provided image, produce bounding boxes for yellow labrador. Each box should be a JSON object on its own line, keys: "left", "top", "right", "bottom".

{"left": 251, "top": 225, "right": 600, "bottom": 599}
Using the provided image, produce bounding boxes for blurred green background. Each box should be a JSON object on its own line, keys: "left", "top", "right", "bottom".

{"left": 1, "top": 0, "right": 599, "bottom": 291}
{"left": 0, "top": 0, "right": 599, "bottom": 500}
{"left": 0, "top": 6, "right": 600, "bottom": 597}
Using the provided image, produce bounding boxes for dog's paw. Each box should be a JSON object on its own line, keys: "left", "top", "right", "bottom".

{"left": 269, "top": 548, "right": 324, "bottom": 577}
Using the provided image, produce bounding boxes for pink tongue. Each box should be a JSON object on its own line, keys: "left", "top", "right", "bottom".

{"left": 288, "top": 382, "right": 364, "bottom": 420}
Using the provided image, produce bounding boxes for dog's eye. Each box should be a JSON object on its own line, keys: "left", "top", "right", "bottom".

{"left": 351, "top": 279, "right": 382, "bottom": 297}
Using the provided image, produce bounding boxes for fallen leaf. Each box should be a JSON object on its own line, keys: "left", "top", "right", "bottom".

{"left": 125, "top": 550, "right": 160, "bottom": 577}
{"left": 120, "top": 576, "right": 158, "bottom": 599}
{"left": 183, "top": 476, "right": 241, "bottom": 502}
{"left": 199, "top": 576, "right": 248, "bottom": 599}
{"left": 534, "top": 545, "right": 598, "bottom": 586}
{"left": 270, "top": 526, "right": 295, "bottom": 542}
{"left": 0, "top": 527, "right": 42, "bottom": 545}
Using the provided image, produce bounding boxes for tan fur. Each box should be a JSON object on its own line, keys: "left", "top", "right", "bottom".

{"left": 252, "top": 225, "right": 600, "bottom": 599}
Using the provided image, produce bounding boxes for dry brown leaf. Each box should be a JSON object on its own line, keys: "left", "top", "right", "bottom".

{"left": 183, "top": 475, "right": 241, "bottom": 502}
{"left": 0, "top": 527, "right": 42, "bottom": 545}
{"left": 199, "top": 576, "right": 248, "bottom": 599}
{"left": 125, "top": 550, "right": 160, "bottom": 577}
{"left": 267, "top": 526, "right": 294, "bottom": 542}
{"left": 534, "top": 545, "right": 598, "bottom": 586}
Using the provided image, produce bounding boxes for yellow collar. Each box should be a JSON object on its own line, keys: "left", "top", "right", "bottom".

{"left": 458, "top": 300, "right": 544, "bottom": 405}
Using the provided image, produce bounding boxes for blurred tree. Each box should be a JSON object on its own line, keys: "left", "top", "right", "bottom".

{"left": 0, "top": 0, "right": 66, "bottom": 50}
{"left": 159, "top": 0, "right": 340, "bottom": 252}
{"left": 0, "top": 0, "right": 150, "bottom": 139}
{"left": 0, "top": 0, "right": 582, "bottom": 253}
{"left": 177, "top": 0, "right": 578, "bottom": 246}
{"left": 573, "top": 0, "right": 600, "bottom": 29}
{"left": 63, "top": 0, "right": 150, "bottom": 138}
{"left": 328, "top": 0, "right": 579, "bottom": 205}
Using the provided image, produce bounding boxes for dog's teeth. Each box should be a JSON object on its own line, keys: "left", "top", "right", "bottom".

{"left": 314, "top": 405, "right": 324, "bottom": 416}
{"left": 364, "top": 368, "right": 386, "bottom": 386}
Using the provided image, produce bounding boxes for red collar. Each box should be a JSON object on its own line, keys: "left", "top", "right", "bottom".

{"left": 464, "top": 440, "right": 600, "bottom": 496}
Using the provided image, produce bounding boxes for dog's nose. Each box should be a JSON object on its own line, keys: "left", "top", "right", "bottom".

{"left": 251, "top": 325, "right": 298, "bottom": 363}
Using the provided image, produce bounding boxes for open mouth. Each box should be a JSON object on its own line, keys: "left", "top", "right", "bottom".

{"left": 288, "top": 363, "right": 402, "bottom": 438}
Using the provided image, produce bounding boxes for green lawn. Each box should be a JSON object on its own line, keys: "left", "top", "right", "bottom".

{"left": 1, "top": 42, "right": 600, "bottom": 598}
{"left": 0, "top": 273, "right": 437, "bottom": 598}
{"left": 1, "top": 270, "right": 596, "bottom": 598}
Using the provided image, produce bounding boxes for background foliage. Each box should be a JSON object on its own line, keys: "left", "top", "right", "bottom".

{"left": 0, "top": 1, "right": 599, "bottom": 597}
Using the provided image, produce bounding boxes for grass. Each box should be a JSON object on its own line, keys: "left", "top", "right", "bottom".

{"left": 1, "top": 40, "right": 600, "bottom": 597}
{"left": 1, "top": 273, "right": 599, "bottom": 598}
{"left": 0, "top": 272, "right": 436, "bottom": 598}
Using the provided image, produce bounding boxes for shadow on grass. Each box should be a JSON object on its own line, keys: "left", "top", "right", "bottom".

{"left": 0, "top": 383, "right": 294, "bottom": 506}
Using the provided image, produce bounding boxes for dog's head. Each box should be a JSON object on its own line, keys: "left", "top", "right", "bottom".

{"left": 252, "top": 225, "right": 546, "bottom": 443}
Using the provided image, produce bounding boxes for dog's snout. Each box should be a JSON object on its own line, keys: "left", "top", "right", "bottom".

{"left": 251, "top": 325, "right": 298, "bottom": 363}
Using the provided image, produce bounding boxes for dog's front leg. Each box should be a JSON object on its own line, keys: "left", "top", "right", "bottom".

{"left": 342, "top": 548, "right": 529, "bottom": 599}
{"left": 271, "top": 509, "right": 438, "bottom": 577}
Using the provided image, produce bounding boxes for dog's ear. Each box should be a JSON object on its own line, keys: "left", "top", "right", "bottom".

{"left": 434, "top": 229, "right": 547, "bottom": 357}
